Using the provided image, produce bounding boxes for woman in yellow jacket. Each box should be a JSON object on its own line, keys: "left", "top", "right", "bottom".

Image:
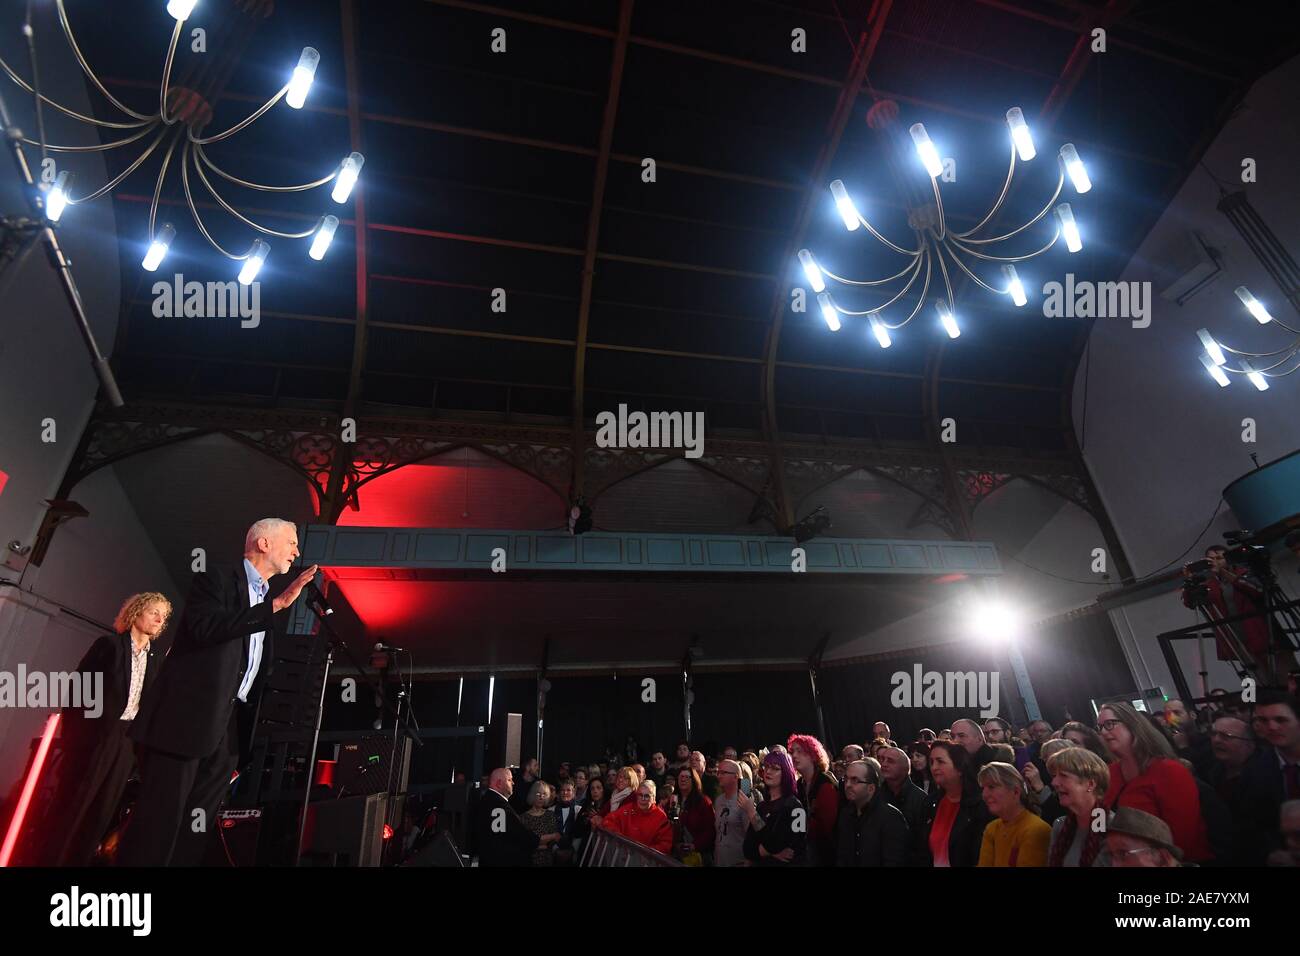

{"left": 976, "top": 761, "right": 1052, "bottom": 867}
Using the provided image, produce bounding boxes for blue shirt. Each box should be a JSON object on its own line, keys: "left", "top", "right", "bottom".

{"left": 237, "top": 558, "right": 269, "bottom": 702}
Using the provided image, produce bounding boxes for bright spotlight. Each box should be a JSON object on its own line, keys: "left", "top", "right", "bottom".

{"left": 969, "top": 601, "right": 1022, "bottom": 643}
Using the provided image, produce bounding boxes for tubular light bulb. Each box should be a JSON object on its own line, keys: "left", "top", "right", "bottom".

{"left": 1059, "top": 143, "right": 1091, "bottom": 194}
{"left": 1199, "top": 353, "right": 1230, "bottom": 387}
{"left": 309, "top": 215, "right": 339, "bottom": 260}
{"left": 797, "top": 248, "right": 825, "bottom": 293}
{"left": 818, "top": 293, "right": 841, "bottom": 332}
{"left": 286, "top": 47, "right": 320, "bottom": 109}
{"left": 1234, "top": 285, "right": 1273, "bottom": 324}
{"left": 828, "top": 180, "right": 860, "bottom": 231}
{"left": 937, "top": 301, "right": 960, "bottom": 338}
{"left": 1055, "top": 203, "right": 1082, "bottom": 253}
{"left": 1003, "top": 264, "right": 1027, "bottom": 306}
{"left": 238, "top": 239, "right": 269, "bottom": 285}
{"left": 1196, "top": 328, "right": 1226, "bottom": 366}
{"left": 167, "top": 0, "right": 198, "bottom": 21}
{"left": 1006, "top": 107, "right": 1035, "bottom": 161}
{"left": 909, "top": 123, "right": 944, "bottom": 178}
{"left": 45, "top": 170, "right": 70, "bottom": 222}
{"left": 331, "top": 152, "right": 364, "bottom": 203}
{"left": 870, "top": 317, "right": 892, "bottom": 348}
{"left": 142, "top": 223, "right": 176, "bottom": 272}
{"left": 1241, "top": 360, "right": 1269, "bottom": 391}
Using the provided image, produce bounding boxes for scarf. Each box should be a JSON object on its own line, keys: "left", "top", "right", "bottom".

{"left": 1048, "top": 810, "right": 1104, "bottom": 868}
{"left": 610, "top": 786, "right": 633, "bottom": 811}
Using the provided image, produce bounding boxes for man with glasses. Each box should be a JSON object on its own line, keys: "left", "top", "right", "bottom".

{"left": 1107, "top": 807, "right": 1185, "bottom": 867}
{"left": 1206, "top": 715, "right": 1269, "bottom": 864}
{"left": 712, "top": 759, "right": 747, "bottom": 866}
{"left": 834, "top": 760, "right": 907, "bottom": 866}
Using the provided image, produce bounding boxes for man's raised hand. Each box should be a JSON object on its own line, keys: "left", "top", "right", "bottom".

{"left": 272, "top": 564, "right": 319, "bottom": 612}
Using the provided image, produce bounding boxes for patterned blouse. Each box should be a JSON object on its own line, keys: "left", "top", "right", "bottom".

{"left": 522, "top": 809, "right": 559, "bottom": 866}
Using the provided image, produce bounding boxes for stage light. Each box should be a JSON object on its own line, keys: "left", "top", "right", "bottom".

{"left": 828, "top": 180, "right": 860, "bottom": 231}
{"left": 309, "top": 215, "right": 339, "bottom": 260}
{"left": 1241, "top": 360, "right": 1269, "bottom": 391}
{"left": 0, "top": 713, "right": 59, "bottom": 867}
{"left": 1055, "top": 203, "right": 1082, "bottom": 252}
{"left": 1002, "top": 264, "right": 1027, "bottom": 307}
{"left": 142, "top": 223, "right": 176, "bottom": 271}
{"left": 937, "top": 300, "right": 960, "bottom": 338}
{"left": 793, "top": 506, "right": 831, "bottom": 544}
{"left": 286, "top": 47, "right": 320, "bottom": 109}
{"left": 870, "top": 316, "right": 891, "bottom": 348}
{"left": 909, "top": 123, "right": 943, "bottom": 178}
{"left": 331, "top": 152, "right": 364, "bottom": 203}
{"left": 238, "top": 239, "right": 269, "bottom": 285}
{"left": 797, "top": 248, "right": 825, "bottom": 293}
{"left": 45, "top": 170, "right": 70, "bottom": 222}
{"left": 969, "top": 601, "right": 1023, "bottom": 644}
{"left": 1006, "top": 107, "right": 1035, "bottom": 162}
{"left": 818, "top": 293, "right": 841, "bottom": 332}
{"left": 1196, "top": 328, "right": 1227, "bottom": 366}
{"left": 1234, "top": 285, "right": 1274, "bottom": 324}
{"left": 167, "top": 0, "right": 198, "bottom": 20}
{"left": 1059, "top": 143, "right": 1091, "bottom": 194}
{"left": 1199, "top": 353, "right": 1230, "bottom": 387}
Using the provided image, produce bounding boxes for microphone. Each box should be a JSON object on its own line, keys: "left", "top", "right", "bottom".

{"left": 305, "top": 581, "right": 334, "bottom": 616}
{"left": 373, "top": 641, "right": 405, "bottom": 652}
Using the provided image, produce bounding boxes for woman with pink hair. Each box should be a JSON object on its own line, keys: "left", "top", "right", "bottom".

{"left": 738, "top": 750, "right": 806, "bottom": 866}
{"left": 788, "top": 733, "right": 841, "bottom": 866}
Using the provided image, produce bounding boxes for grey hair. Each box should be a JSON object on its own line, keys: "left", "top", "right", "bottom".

{"left": 245, "top": 518, "right": 296, "bottom": 554}
{"left": 527, "top": 779, "right": 553, "bottom": 806}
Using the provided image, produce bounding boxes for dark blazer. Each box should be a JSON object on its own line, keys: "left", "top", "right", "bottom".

{"left": 131, "top": 563, "right": 280, "bottom": 759}
{"left": 883, "top": 777, "right": 931, "bottom": 866}
{"left": 552, "top": 800, "right": 583, "bottom": 849}
{"left": 835, "top": 791, "right": 909, "bottom": 866}
{"left": 472, "top": 788, "right": 540, "bottom": 866}
{"left": 61, "top": 631, "right": 162, "bottom": 745}
{"left": 922, "top": 788, "right": 992, "bottom": 868}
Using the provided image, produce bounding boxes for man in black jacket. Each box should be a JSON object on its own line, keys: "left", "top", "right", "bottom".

{"left": 878, "top": 746, "right": 929, "bottom": 865}
{"left": 835, "top": 760, "right": 907, "bottom": 866}
{"left": 952, "top": 719, "right": 1000, "bottom": 784}
{"left": 473, "top": 767, "right": 545, "bottom": 866}
{"left": 118, "top": 519, "right": 317, "bottom": 866}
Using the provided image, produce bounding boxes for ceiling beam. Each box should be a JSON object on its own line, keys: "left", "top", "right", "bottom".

{"left": 572, "top": 0, "right": 634, "bottom": 500}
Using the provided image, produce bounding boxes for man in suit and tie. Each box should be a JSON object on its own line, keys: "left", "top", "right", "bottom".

{"left": 118, "top": 518, "right": 317, "bottom": 866}
{"left": 38, "top": 592, "right": 172, "bottom": 866}
{"left": 472, "top": 767, "right": 550, "bottom": 866}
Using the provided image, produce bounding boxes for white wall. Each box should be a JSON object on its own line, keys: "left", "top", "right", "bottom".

{"left": 1071, "top": 55, "right": 1300, "bottom": 692}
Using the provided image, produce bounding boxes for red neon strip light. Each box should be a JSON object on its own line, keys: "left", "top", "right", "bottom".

{"left": 0, "top": 713, "right": 60, "bottom": 867}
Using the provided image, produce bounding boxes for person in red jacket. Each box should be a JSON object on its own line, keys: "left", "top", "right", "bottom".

{"left": 1181, "top": 545, "right": 1280, "bottom": 681}
{"left": 788, "top": 733, "right": 841, "bottom": 866}
{"left": 1096, "top": 702, "right": 1213, "bottom": 863}
{"left": 674, "top": 767, "right": 715, "bottom": 864}
{"left": 597, "top": 781, "right": 673, "bottom": 856}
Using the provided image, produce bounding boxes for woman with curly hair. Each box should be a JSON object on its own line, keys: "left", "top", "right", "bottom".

{"left": 40, "top": 591, "right": 172, "bottom": 866}
{"left": 788, "top": 733, "right": 840, "bottom": 866}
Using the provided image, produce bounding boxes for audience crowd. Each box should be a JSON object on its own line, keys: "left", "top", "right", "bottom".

{"left": 468, "top": 686, "right": 1300, "bottom": 867}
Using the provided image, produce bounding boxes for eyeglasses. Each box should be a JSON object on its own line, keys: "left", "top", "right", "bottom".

{"left": 1115, "top": 845, "right": 1162, "bottom": 859}
{"left": 845, "top": 777, "right": 869, "bottom": 786}
{"left": 1096, "top": 719, "right": 1123, "bottom": 733}
{"left": 1209, "top": 730, "right": 1250, "bottom": 741}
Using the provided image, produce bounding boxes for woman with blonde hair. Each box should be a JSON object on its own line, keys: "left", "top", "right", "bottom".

{"left": 609, "top": 765, "right": 640, "bottom": 813}
{"left": 40, "top": 592, "right": 172, "bottom": 866}
{"left": 977, "top": 761, "right": 1051, "bottom": 867}
{"left": 522, "top": 779, "right": 561, "bottom": 866}
{"left": 1046, "top": 747, "right": 1111, "bottom": 867}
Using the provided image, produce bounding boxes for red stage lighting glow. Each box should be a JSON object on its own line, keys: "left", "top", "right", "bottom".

{"left": 0, "top": 713, "right": 60, "bottom": 867}
{"left": 933, "top": 574, "right": 968, "bottom": 584}
{"left": 0, "top": 468, "right": 9, "bottom": 497}
{"left": 382, "top": 824, "right": 393, "bottom": 840}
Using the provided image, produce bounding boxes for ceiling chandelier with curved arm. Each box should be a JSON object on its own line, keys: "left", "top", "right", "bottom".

{"left": 797, "top": 106, "right": 1092, "bottom": 347}
{"left": 1, "top": 0, "right": 363, "bottom": 284}
{"left": 1194, "top": 286, "right": 1299, "bottom": 390}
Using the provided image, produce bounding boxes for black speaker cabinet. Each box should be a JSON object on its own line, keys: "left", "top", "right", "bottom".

{"left": 334, "top": 734, "right": 412, "bottom": 797}
{"left": 307, "top": 793, "right": 390, "bottom": 866}
{"left": 487, "top": 713, "right": 523, "bottom": 769}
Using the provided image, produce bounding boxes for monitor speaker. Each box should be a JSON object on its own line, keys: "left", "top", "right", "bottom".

{"left": 487, "top": 713, "right": 522, "bottom": 769}
{"left": 400, "top": 829, "right": 465, "bottom": 867}
{"left": 307, "top": 793, "right": 390, "bottom": 866}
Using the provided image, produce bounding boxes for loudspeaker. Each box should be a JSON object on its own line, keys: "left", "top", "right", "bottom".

{"left": 487, "top": 713, "right": 522, "bottom": 769}
{"left": 202, "top": 809, "right": 263, "bottom": 867}
{"left": 400, "top": 830, "right": 465, "bottom": 867}
{"left": 308, "top": 793, "right": 389, "bottom": 866}
{"left": 334, "top": 735, "right": 412, "bottom": 797}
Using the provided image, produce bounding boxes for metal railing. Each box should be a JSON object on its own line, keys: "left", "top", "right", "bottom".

{"left": 578, "top": 826, "right": 683, "bottom": 867}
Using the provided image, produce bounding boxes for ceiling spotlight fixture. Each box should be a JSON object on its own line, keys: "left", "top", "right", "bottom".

{"left": 0, "top": 0, "right": 364, "bottom": 280}
{"left": 801, "top": 106, "right": 1089, "bottom": 345}
{"left": 1193, "top": 285, "right": 1299, "bottom": 388}
{"left": 1234, "top": 285, "right": 1273, "bottom": 324}
{"left": 818, "top": 292, "right": 842, "bottom": 332}
{"left": 793, "top": 506, "right": 832, "bottom": 544}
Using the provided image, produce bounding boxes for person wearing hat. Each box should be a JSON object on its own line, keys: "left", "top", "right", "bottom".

{"left": 1106, "top": 807, "right": 1186, "bottom": 867}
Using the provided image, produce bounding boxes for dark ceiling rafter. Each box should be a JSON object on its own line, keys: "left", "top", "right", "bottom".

{"left": 571, "top": 0, "right": 634, "bottom": 500}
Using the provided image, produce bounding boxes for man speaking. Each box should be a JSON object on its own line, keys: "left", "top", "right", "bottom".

{"left": 119, "top": 518, "right": 318, "bottom": 866}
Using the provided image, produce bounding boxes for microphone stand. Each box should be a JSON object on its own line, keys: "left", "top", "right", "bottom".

{"left": 294, "top": 587, "right": 422, "bottom": 866}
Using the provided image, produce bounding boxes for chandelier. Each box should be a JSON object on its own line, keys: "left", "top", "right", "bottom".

{"left": 1, "top": 0, "right": 363, "bottom": 284}
{"left": 797, "top": 106, "right": 1091, "bottom": 347}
